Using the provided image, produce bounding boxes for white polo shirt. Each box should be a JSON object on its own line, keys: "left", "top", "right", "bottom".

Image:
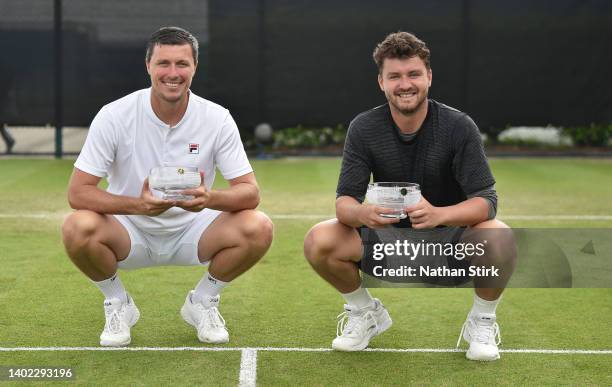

{"left": 75, "top": 88, "right": 253, "bottom": 234}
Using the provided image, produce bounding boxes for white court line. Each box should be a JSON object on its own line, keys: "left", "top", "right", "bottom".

{"left": 0, "top": 346, "right": 611, "bottom": 354}
{"left": 0, "top": 213, "right": 66, "bottom": 219}
{"left": 503, "top": 215, "right": 612, "bottom": 220}
{"left": 1, "top": 213, "right": 612, "bottom": 221}
{"left": 238, "top": 349, "right": 258, "bottom": 387}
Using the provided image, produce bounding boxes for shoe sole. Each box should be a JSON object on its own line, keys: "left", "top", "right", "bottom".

{"left": 100, "top": 337, "right": 131, "bottom": 347}
{"left": 466, "top": 354, "right": 501, "bottom": 361}
{"left": 180, "top": 304, "right": 229, "bottom": 344}
{"left": 466, "top": 350, "right": 500, "bottom": 361}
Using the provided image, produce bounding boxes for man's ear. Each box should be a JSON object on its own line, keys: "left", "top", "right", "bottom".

{"left": 378, "top": 73, "right": 384, "bottom": 91}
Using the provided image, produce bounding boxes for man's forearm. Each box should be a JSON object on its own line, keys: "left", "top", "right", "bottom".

{"left": 68, "top": 185, "right": 144, "bottom": 215}
{"left": 335, "top": 196, "right": 364, "bottom": 227}
{"left": 206, "top": 183, "right": 260, "bottom": 212}
{"left": 439, "top": 197, "right": 490, "bottom": 227}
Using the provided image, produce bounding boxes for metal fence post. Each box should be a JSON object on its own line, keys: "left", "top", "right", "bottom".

{"left": 54, "top": 0, "right": 63, "bottom": 158}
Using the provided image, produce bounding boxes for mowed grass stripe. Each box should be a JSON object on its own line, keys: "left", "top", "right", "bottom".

{"left": 1, "top": 347, "right": 611, "bottom": 354}
{"left": 2, "top": 213, "right": 612, "bottom": 220}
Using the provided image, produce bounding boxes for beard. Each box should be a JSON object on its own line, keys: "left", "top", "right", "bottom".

{"left": 387, "top": 89, "right": 428, "bottom": 116}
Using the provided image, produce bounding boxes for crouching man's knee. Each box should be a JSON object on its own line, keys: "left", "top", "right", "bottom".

{"left": 467, "top": 219, "right": 517, "bottom": 286}
{"left": 304, "top": 222, "right": 338, "bottom": 268}
{"left": 62, "top": 210, "right": 104, "bottom": 253}
{"left": 473, "top": 219, "right": 516, "bottom": 265}
{"left": 239, "top": 210, "right": 274, "bottom": 251}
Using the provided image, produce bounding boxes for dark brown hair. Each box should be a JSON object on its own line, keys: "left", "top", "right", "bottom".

{"left": 373, "top": 32, "right": 431, "bottom": 73}
{"left": 146, "top": 26, "right": 199, "bottom": 64}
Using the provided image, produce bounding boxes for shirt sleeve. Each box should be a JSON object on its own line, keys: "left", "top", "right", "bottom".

{"left": 451, "top": 114, "right": 496, "bottom": 197}
{"left": 74, "top": 106, "right": 117, "bottom": 177}
{"left": 336, "top": 120, "right": 372, "bottom": 203}
{"left": 467, "top": 184, "right": 498, "bottom": 220}
{"left": 214, "top": 111, "right": 253, "bottom": 180}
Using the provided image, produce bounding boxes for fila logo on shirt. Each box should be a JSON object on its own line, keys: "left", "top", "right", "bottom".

{"left": 189, "top": 143, "right": 199, "bottom": 154}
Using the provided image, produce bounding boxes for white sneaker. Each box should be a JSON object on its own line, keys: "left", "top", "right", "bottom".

{"left": 456, "top": 312, "right": 501, "bottom": 361}
{"left": 332, "top": 299, "right": 392, "bottom": 351}
{"left": 180, "top": 291, "right": 229, "bottom": 344}
{"left": 99, "top": 294, "right": 140, "bottom": 347}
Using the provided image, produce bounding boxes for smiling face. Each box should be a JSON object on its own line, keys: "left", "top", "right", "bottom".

{"left": 378, "top": 56, "right": 432, "bottom": 116}
{"left": 146, "top": 43, "right": 196, "bottom": 105}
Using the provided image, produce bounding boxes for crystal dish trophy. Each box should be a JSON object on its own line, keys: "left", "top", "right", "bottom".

{"left": 148, "top": 167, "right": 201, "bottom": 200}
{"left": 365, "top": 182, "right": 421, "bottom": 219}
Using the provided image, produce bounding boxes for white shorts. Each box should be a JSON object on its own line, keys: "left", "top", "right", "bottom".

{"left": 113, "top": 209, "right": 222, "bottom": 270}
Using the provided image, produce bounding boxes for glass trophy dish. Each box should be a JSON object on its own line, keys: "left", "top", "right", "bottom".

{"left": 148, "top": 167, "right": 201, "bottom": 200}
{"left": 366, "top": 182, "right": 421, "bottom": 219}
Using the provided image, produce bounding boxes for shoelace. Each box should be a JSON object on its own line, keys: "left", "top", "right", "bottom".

{"left": 198, "top": 306, "right": 226, "bottom": 330}
{"left": 456, "top": 319, "right": 501, "bottom": 349}
{"left": 336, "top": 310, "right": 377, "bottom": 338}
{"left": 104, "top": 308, "right": 123, "bottom": 334}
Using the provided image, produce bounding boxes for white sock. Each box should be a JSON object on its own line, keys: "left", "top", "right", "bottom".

{"left": 470, "top": 293, "right": 501, "bottom": 315}
{"left": 341, "top": 287, "right": 374, "bottom": 309}
{"left": 94, "top": 273, "right": 128, "bottom": 303}
{"left": 193, "top": 272, "right": 228, "bottom": 302}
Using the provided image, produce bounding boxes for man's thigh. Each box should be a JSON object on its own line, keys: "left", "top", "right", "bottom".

{"left": 102, "top": 214, "right": 132, "bottom": 261}
{"left": 196, "top": 209, "right": 272, "bottom": 262}
{"left": 197, "top": 210, "right": 251, "bottom": 263}
{"left": 64, "top": 210, "right": 131, "bottom": 261}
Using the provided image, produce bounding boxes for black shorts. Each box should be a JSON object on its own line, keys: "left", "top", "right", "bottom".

{"left": 357, "top": 225, "right": 472, "bottom": 286}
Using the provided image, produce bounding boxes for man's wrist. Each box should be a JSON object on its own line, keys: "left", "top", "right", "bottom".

{"left": 127, "top": 197, "right": 145, "bottom": 215}
{"left": 202, "top": 189, "right": 215, "bottom": 209}
{"left": 436, "top": 206, "right": 449, "bottom": 226}
{"left": 351, "top": 204, "right": 362, "bottom": 225}
{"left": 340, "top": 203, "right": 364, "bottom": 228}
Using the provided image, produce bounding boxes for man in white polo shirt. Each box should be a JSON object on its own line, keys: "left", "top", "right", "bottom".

{"left": 62, "top": 27, "right": 273, "bottom": 347}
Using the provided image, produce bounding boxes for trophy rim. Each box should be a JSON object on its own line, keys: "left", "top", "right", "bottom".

{"left": 149, "top": 166, "right": 199, "bottom": 175}
{"left": 368, "top": 182, "right": 420, "bottom": 190}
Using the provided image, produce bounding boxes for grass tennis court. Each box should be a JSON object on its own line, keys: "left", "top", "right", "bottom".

{"left": 0, "top": 158, "right": 611, "bottom": 385}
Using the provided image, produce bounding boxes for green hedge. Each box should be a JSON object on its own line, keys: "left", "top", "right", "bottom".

{"left": 563, "top": 124, "right": 611, "bottom": 147}
{"left": 272, "top": 125, "right": 346, "bottom": 149}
